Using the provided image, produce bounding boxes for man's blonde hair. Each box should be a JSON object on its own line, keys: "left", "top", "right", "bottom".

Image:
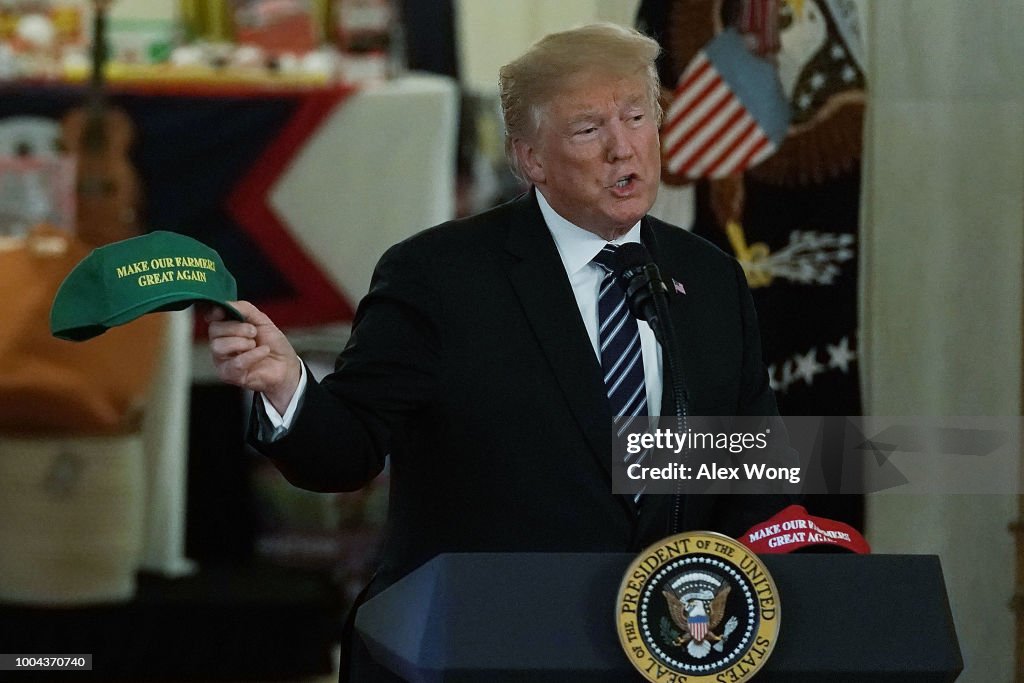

{"left": 498, "top": 22, "right": 663, "bottom": 182}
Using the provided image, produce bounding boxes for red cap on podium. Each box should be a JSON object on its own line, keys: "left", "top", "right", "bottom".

{"left": 741, "top": 505, "right": 870, "bottom": 554}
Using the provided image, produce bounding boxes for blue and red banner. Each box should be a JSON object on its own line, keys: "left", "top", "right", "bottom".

{"left": 0, "top": 82, "right": 358, "bottom": 332}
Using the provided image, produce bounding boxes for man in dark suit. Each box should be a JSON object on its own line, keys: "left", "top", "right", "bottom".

{"left": 208, "top": 22, "right": 787, "bottom": 682}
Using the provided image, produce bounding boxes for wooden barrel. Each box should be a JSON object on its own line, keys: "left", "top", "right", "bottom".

{"left": 0, "top": 434, "right": 144, "bottom": 604}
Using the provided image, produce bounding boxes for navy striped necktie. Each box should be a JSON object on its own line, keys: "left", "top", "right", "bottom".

{"left": 593, "top": 244, "right": 648, "bottom": 503}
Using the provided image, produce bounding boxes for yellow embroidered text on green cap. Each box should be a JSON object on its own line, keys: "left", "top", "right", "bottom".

{"left": 51, "top": 231, "right": 245, "bottom": 341}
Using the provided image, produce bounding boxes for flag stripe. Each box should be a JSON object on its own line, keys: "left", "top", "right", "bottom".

{"left": 663, "top": 71, "right": 725, "bottom": 144}
{"left": 666, "top": 56, "right": 713, "bottom": 117}
{"left": 703, "top": 119, "right": 761, "bottom": 177}
{"left": 663, "top": 89, "right": 738, "bottom": 169}
{"left": 665, "top": 71, "right": 714, "bottom": 132}
{"left": 662, "top": 77, "right": 730, "bottom": 153}
{"left": 710, "top": 124, "right": 768, "bottom": 177}
{"left": 673, "top": 101, "right": 748, "bottom": 175}
{"left": 703, "top": 118, "right": 760, "bottom": 176}
{"left": 739, "top": 135, "right": 774, "bottom": 169}
{"left": 683, "top": 110, "right": 753, "bottom": 176}
{"left": 674, "top": 53, "right": 711, "bottom": 94}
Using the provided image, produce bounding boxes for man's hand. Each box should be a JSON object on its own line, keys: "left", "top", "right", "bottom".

{"left": 206, "top": 300, "right": 301, "bottom": 414}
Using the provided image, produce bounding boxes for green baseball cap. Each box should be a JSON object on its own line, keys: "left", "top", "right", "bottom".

{"left": 51, "top": 231, "right": 245, "bottom": 341}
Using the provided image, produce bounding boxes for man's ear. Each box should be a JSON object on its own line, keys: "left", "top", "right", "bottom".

{"left": 513, "top": 138, "right": 545, "bottom": 185}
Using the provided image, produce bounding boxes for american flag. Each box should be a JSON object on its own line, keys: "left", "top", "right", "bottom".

{"left": 688, "top": 612, "right": 709, "bottom": 642}
{"left": 661, "top": 29, "right": 790, "bottom": 180}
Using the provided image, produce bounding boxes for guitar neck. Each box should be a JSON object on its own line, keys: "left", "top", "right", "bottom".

{"left": 89, "top": 0, "right": 109, "bottom": 94}
{"left": 83, "top": 0, "right": 113, "bottom": 147}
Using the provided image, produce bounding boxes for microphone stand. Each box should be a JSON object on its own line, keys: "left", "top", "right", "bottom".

{"left": 622, "top": 262, "right": 688, "bottom": 532}
{"left": 647, "top": 280, "right": 691, "bottom": 535}
{"left": 617, "top": 245, "right": 693, "bottom": 534}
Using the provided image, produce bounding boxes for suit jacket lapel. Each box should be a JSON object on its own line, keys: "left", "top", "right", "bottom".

{"left": 501, "top": 192, "right": 633, "bottom": 512}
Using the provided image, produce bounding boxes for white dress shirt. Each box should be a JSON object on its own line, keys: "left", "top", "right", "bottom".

{"left": 535, "top": 189, "right": 663, "bottom": 417}
{"left": 262, "top": 190, "right": 664, "bottom": 429}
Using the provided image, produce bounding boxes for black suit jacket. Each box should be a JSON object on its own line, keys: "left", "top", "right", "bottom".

{"left": 250, "top": 190, "right": 786, "bottom": 679}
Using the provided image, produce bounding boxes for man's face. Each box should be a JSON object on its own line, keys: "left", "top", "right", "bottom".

{"left": 517, "top": 71, "right": 661, "bottom": 240}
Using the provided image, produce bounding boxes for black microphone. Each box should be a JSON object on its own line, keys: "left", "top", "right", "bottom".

{"left": 611, "top": 242, "right": 669, "bottom": 339}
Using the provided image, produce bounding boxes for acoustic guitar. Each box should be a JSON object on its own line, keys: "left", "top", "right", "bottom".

{"left": 60, "top": 0, "right": 140, "bottom": 246}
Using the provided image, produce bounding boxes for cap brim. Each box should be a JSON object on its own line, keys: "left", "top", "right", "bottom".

{"left": 104, "top": 292, "right": 246, "bottom": 328}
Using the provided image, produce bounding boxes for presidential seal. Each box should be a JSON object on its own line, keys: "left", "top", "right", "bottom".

{"left": 616, "top": 531, "right": 780, "bottom": 682}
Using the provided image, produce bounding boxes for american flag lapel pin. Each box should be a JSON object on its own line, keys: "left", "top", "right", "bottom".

{"left": 672, "top": 278, "right": 686, "bottom": 295}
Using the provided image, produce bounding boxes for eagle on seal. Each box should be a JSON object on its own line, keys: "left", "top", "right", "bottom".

{"left": 663, "top": 583, "right": 731, "bottom": 658}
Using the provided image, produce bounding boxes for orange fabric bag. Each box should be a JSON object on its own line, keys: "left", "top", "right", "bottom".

{"left": 0, "top": 229, "right": 164, "bottom": 435}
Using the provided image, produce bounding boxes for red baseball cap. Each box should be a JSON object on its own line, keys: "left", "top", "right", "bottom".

{"left": 741, "top": 505, "right": 870, "bottom": 554}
